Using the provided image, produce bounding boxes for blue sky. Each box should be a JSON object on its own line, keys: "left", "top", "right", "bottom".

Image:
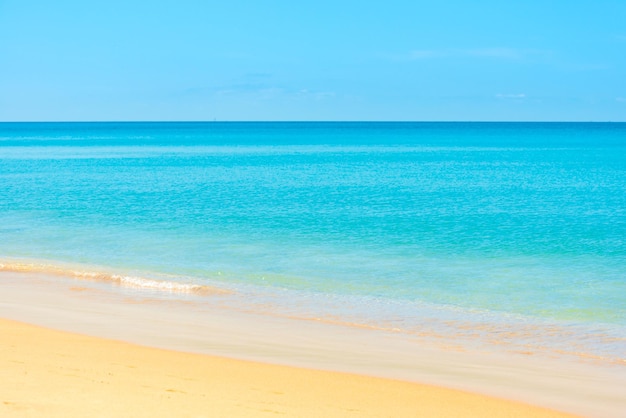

{"left": 1, "top": 0, "right": 625, "bottom": 121}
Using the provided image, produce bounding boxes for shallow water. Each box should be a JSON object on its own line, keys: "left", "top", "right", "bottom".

{"left": 1, "top": 122, "right": 625, "bottom": 364}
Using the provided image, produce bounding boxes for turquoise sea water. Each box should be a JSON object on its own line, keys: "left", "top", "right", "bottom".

{"left": 1, "top": 122, "right": 625, "bottom": 361}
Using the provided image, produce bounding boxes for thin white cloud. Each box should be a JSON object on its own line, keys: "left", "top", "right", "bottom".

{"left": 212, "top": 86, "right": 335, "bottom": 102}
{"left": 245, "top": 72, "right": 272, "bottom": 77}
{"left": 402, "top": 47, "right": 542, "bottom": 61}
{"left": 256, "top": 88, "right": 285, "bottom": 100}
{"left": 465, "top": 48, "right": 523, "bottom": 59}
{"left": 183, "top": 84, "right": 284, "bottom": 99}
{"left": 496, "top": 93, "right": 527, "bottom": 99}
{"left": 298, "top": 89, "right": 336, "bottom": 100}
{"left": 407, "top": 50, "right": 444, "bottom": 59}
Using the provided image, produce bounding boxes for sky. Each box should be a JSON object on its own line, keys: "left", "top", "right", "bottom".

{"left": 1, "top": 0, "right": 625, "bottom": 121}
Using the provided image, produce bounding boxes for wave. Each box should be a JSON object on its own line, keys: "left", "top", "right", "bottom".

{"left": 0, "top": 261, "right": 231, "bottom": 296}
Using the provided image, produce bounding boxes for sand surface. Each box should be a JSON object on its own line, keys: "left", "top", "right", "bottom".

{"left": 2, "top": 271, "right": 625, "bottom": 417}
{"left": 1, "top": 318, "right": 579, "bottom": 418}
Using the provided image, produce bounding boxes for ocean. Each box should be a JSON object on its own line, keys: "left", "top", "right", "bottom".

{"left": 1, "top": 121, "right": 625, "bottom": 364}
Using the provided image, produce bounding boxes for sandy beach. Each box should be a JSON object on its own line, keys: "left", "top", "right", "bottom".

{"left": 1, "top": 317, "right": 580, "bottom": 418}
{"left": 1, "top": 270, "right": 625, "bottom": 417}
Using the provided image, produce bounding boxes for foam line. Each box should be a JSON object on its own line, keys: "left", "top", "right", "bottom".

{"left": 0, "top": 261, "right": 231, "bottom": 295}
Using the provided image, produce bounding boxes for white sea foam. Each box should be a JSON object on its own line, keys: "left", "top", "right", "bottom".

{"left": 112, "top": 275, "right": 213, "bottom": 293}
{"left": 0, "top": 261, "right": 230, "bottom": 296}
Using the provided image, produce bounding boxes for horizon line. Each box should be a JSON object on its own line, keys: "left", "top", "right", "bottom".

{"left": 1, "top": 120, "right": 624, "bottom": 124}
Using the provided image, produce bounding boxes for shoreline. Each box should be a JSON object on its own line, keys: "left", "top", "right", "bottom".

{"left": 1, "top": 318, "right": 578, "bottom": 418}
{"left": 2, "top": 258, "right": 623, "bottom": 365}
{"left": 2, "top": 270, "right": 625, "bottom": 417}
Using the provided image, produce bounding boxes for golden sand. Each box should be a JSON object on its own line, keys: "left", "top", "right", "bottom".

{"left": 0, "top": 318, "right": 577, "bottom": 418}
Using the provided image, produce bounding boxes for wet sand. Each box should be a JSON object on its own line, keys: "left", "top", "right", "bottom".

{"left": 1, "top": 271, "right": 624, "bottom": 417}
{"left": 1, "top": 318, "right": 578, "bottom": 418}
